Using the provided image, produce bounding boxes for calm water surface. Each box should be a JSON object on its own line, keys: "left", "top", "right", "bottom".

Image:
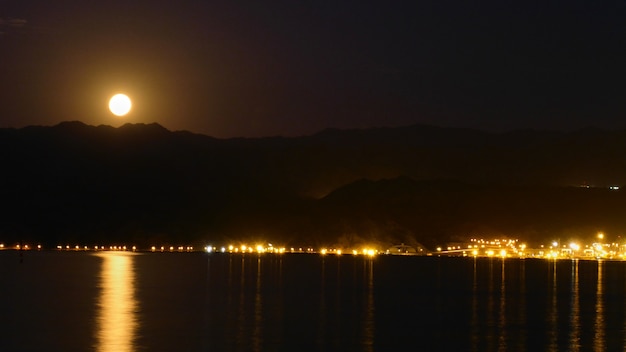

{"left": 1, "top": 251, "right": 626, "bottom": 351}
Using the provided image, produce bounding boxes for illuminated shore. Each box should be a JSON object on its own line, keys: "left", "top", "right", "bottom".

{"left": 0, "top": 242, "right": 380, "bottom": 257}
{"left": 437, "top": 236, "right": 626, "bottom": 260}
{"left": 3, "top": 235, "right": 626, "bottom": 261}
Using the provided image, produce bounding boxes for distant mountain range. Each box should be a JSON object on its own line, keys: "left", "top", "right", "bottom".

{"left": 2, "top": 121, "right": 626, "bottom": 249}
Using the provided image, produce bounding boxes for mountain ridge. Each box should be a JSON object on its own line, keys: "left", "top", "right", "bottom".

{"left": 1, "top": 121, "right": 625, "bottom": 248}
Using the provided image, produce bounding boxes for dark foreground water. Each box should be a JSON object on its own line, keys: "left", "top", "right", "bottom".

{"left": 1, "top": 251, "right": 626, "bottom": 351}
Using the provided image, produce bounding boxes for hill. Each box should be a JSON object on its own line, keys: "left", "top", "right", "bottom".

{"left": 1, "top": 122, "right": 625, "bottom": 248}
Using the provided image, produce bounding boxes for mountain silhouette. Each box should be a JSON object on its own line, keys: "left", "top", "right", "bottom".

{"left": 1, "top": 122, "right": 626, "bottom": 248}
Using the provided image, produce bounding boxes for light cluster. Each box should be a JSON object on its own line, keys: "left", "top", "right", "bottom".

{"left": 438, "top": 233, "right": 626, "bottom": 260}
{"left": 206, "top": 244, "right": 378, "bottom": 257}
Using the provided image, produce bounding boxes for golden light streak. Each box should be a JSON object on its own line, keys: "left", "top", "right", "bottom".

{"left": 95, "top": 252, "right": 138, "bottom": 352}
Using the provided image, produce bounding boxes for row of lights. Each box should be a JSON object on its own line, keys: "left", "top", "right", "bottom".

{"left": 212, "top": 244, "right": 287, "bottom": 254}
{"left": 151, "top": 246, "right": 195, "bottom": 252}
{"left": 0, "top": 244, "right": 43, "bottom": 250}
{"left": 207, "top": 244, "right": 378, "bottom": 257}
{"left": 55, "top": 245, "right": 139, "bottom": 251}
{"left": 1, "top": 243, "right": 380, "bottom": 257}
{"left": 0, "top": 244, "right": 193, "bottom": 252}
{"left": 320, "top": 248, "right": 377, "bottom": 256}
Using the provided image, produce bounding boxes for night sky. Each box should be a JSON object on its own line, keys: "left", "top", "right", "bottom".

{"left": 1, "top": 0, "right": 625, "bottom": 137}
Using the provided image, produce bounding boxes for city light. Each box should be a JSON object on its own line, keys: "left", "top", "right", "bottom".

{"left": 5, "top": 234, "right": 626, "bottom": 262}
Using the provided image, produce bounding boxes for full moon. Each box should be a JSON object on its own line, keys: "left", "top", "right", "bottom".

{"left": 109, "top": 94, "right": 132, "bottom": 116}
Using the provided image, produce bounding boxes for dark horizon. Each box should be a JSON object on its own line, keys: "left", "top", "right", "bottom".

{"left": 5, "top": 119, "right": 626, "bottom": 140}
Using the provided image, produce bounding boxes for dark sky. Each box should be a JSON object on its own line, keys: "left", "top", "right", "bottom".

{"left": 1, "top": 0, "right": 625, "bottom": 137}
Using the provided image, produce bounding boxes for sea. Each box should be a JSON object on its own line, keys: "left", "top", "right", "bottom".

{"left": 1, "top": 250, "right": 625, "bottom": 351}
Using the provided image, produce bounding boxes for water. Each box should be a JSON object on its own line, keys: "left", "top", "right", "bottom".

{"left": 1, "top": 251, "right": 626, "bottom": 351}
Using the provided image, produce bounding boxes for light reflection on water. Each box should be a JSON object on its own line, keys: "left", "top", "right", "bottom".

{"left": 466, "top": 257, "right": 614, "bottom": 352}
{"left": 498, "top": 259, "right": 506, "bottom": 352}
{"left": 5, "top": 253, "right": 626, "bottom": 350}
{"left": 594, "top": 260, "right": 605, "bottom": 352}
{"left": 317, "top": 256, "right": 326, "bottom": 346}
{"left": 570, "top": 259, "right": 580, "bottom": 351}
{"left": 471, "top": 258, "right": 479, "bottom": 351}
{"left": 487, "top": 259, "right": 495, "bottom": 349}
{"left": 253, "top": 256, "right": 262, "bottom": 352}
{"left": 362, "top": 258, "right": 375, "bottom": 352}
{"left": 548, "top": 259, "right": 558, "bottom": 352}
{"left": 94, "top": 252, "right": 138, "bottom": 352}
{"left": 236, "top": 256, "right": 247, "bottom": 350}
